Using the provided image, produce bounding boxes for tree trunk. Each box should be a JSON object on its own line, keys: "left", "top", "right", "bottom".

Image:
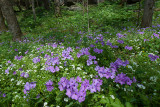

{"left": 55, "top": 0, "right": 61, "bottom": 17}
{"left": 0, "top": 0, "right": 22, "bottom": 41}
{"left": 0, "top": 6, "right": 7, "bottom": 31}
{"left": 141, "top": 0, "right": 155, "bottom": 28}
{"left": 31, "top": 0, "right": 36, "bottom": 21}
{"left": 42, "top": 0, "right": 50, "bottom": 10}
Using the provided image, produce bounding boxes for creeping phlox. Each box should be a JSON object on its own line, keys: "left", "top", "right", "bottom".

{"left": 148, "top": 54, "right": 159, "bottom": 61}
{"left": 58, "top": 77, "right": 103, "bottom": 103}
{"left": 45, "top": 56, "right": 60, "bottom": 73}
{"left": 23, "top": 82, "right": 36, "bottom": 94}
{"left": 77, "top": 48, "right": 97, "bottom": 66}
{"left": 95, "top": 58, "right": 136, "bottom": 85}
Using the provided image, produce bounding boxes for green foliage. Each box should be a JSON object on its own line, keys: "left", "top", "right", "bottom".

{"left": 0, "top": 1, "right": 160, "bottom": 107}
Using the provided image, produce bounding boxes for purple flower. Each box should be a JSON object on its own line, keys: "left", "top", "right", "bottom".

{"left": 62, "top": 47, "right": 74, "bottom": 60}
{"left": 133, "top": 77, "right": 137, "bottom": 83}
{"left": 111, "top": 45, "right": 119, "bottom": 48}
{"left": 24, "top": 73, "right": 29, "bottom": 78}
{"left": 139, "top": 32, "right": 144, "bottom": 34}
{"left": 21, "top": 72, "right": 29, "bottom": 78}
{"left": 33, "top": 57, "right": 40, "bottom": 63}
{"left": 24, "top": 82, "right": 36, "bottom": 94}
{"left": 114, "top": 73, "right": 132, "bottom": 85}
{"left": 90, "top": 44, "right": 95, "bottom": 48}
{"left": 148, "top": 54, "right": 159, "bottom": 61}
{"left": 24, "top": 82, "right": 30, "bottom": 91}
{"left": 3, "top": 93, "right": 6, "bottom": 97}
{"left": 66, "top": 89, "right": 72, "bottom": 97}
{"left": 13, "top": 71, "right": 16, "bottom": 75}
{"left": 30, "top": 82, "right": 36, "bottom": 89}
{"left": 5, "top": 69, "right": 9, "bottom": 74}
{"left": 20, "top": 72, "right": 25, "bottom": 77}
{"left": 144, "top": 39, "right": 149, "bottom": 42}
{"left": 45, "top": 80, "right": 54, "bottom": 91}
{"left": 37, "top": 48, "right": 41, "bottom": 51}
{"left": 25, "top": 50, "right": 29, "bottom": 54}
{"left": 153, "top": 33, "right": 159, "bottom": 39}
{"left": 116, "top": 33, "right": 125, "bottom": 38}
{"left": 7, "top": 60, "right": 11, "bottom": 63}
{"left": 52, "top": 43, "right": 57, "bottom": 48}
{"left": 15, "top": 55, "right": 23, "bottom": 60}
{"left": 117, "top": 40, "right": 124, "bottom": 44}
{"left": 36, "top": 94, "right": 40, "bottom": 98}
{"left": 106, "top": 40, "right": 112, "bottom": 46}
{"left": 19, "top": 68, "right": 23, "bottom": 71}
{"left": 93, "top": 48, "right": 103, "bottom": 54}
{"left": 76, "top": 76, "right": 82, "bottom": 82}
{"left": 87, "top": 60, "right": 93, "bottom": 66}
{"left": 15, "top": 49, "right": 18, "bottom": 51}
{"left": 125, "top": 46, "right": 133, "bottom": 50}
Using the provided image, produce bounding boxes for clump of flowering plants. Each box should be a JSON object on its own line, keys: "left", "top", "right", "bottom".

{"left": 1, "top": 24, "right": 160, "bottom": 106}
{"left": 0, "top": 37, "right": 136, "bottom": 106}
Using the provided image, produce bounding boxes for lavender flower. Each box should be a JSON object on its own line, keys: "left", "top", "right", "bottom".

{"left": 45, "top": 80, "right": 54, "bottom": 91}
{"left": 148, "top": 54, "right": 159, "bottom": 61}
{"left": 33, "top": 57, "right": 40, "bottom": 63}
{"left": 15, "top": 55, "right": 23, "bottom": 60}
{"left": 5, "top": 69, "right": 9, "bottom": 74}
{"left": 117, "top": 40, "right": 124, "bottom": 44}
{"left": 125, "top": 46, "right": 133, "bottom": 50}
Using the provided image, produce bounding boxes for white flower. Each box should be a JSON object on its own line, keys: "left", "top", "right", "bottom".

{"left": 16, "top": 80, "right": 22, "bottom": 85}
{"left": 64, "top": 98, "right": 68, "bottom": 102}
{"left": 43, "top": 102, "right": 48, "bottom": 107}
{"left": 76, "top": 67, "right": 81, "bottom": 70}
{"left": 90, "top": 74, "right": 93, "bottom": 78}
{"left": 102, "top": 96, "right": 105, "bottom": 98}
{"left": 137, "top": 84, "right": 145, "bottom": 89}
{"left": 11, "top": 78, "right": 14, "bottom": 81}
{"left": 150, "top": 76, "right": 157, "bottom": 82}
{"left": 110, "top": 95, "right": 115, "bottom": 99}
{"left": 127, "top": 65, "right": 132, "bottom": 69}
{"left": 59, "top": 66, "right": 63, "bottom": 69}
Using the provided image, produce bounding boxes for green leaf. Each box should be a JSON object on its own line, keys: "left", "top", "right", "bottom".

{"left": 111, "top": 103, "right": 123, "bottom": 107}
{"left": 125, "top": 102, "right": 132, "bottom": 107}
{"left": 66, "top": 102, "right": 73, "bottom": 107}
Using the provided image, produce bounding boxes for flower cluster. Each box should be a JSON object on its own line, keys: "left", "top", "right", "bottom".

{"left": 95, "top": 58, "right": 134, "bottom": 85}
{"left": 23, "top": 82, "right": 36, "bottom": 94}
{"left": 15, "top": 55, "right": 23, "bottom": 60}
{"left": 117, "top": 40, "right": 124, "bottom": 44}
{"left": 62, "top": 47, "right": 74, "bottom": 60}
{"left": 93, "top": 48, "right": 103, "bottom": 54}
{"left": 125, "top": 46, "right": 133, "bottom": 50}
{"left": 45, "top": 56, "right": 60, "bottom": 73}
{"left": 77, "top": 47, "right": 90, "bottom": 58}
{"left": 58, "top": 77, "right": 103, "bottom": 103}
{"left": 116, "top": 33, "right": 126, "bottom": 38}
{"left": 114, "top": 73, "right": 133, "bottom": 85}
{"left": 153, "top": 33, "right": 159, "bottom": 39}
{"left": 148, "top": 54, "right": 159, "bottom": 61}
{"left": 20, "top": 72, "right": 29, "bottom": 78}
{"left": 45, "top": 80, "right": 54, "bottom": 91}
{"left": 33, "top": 57, "right": 40, "bottom": 63}
{"left": 77, "top": 48, "right": 97, "bottom": 66}
{"left": 87, "top": 55, "right": 97, "bottom": 66}
{"left": 106, "top": 40, "right": 119, "bottom": 48}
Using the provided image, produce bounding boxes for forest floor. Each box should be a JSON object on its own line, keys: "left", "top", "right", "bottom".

{"left": 0, "top": 1, "right": 160, "bottom": 107}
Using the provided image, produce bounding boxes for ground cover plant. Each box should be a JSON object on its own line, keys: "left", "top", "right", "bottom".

{"left": 0, "top": 1, "right": 160, "bottom": 107}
